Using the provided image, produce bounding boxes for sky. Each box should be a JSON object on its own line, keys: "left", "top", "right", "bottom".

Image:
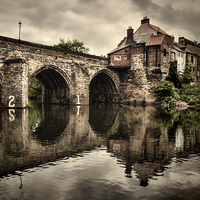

{"left": 0, "top": 0, "right": 200, "bottom": 56}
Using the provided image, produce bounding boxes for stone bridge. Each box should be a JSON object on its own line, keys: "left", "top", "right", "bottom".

{"left": 0, "top": 36, "right": 120, "bottom": 108}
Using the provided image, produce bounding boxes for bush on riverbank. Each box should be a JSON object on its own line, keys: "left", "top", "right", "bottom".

{"left": 180, "top": 84, "right": 200, "bottom": 105}
{"left": 155, "top": 82, "right": 200, "bottom": 106}
{"left": 155, "top": 80, "right": 180, "bottom": 105}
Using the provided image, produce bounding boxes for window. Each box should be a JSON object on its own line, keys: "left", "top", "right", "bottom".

{"left": 125, "top": 50, "right": 127, "bottom": 53}
{"left": 178, "top": 52, "right": 180, "bottom": 57}
{"left": 114, "top": 55, "right": 121, "bottom": 60}
{"left": 164, "top": 49, "right": 166, "bottom": 56}
{"left": 191, "top": 56, "right": 193, "bottom": 63}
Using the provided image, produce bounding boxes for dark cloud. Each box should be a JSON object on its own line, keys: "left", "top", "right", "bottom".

{"left": 131, "top": 0, "right": 200, "bottom": 41}
{"left": 0, "top": 0, "right": 199, "bottom": 55}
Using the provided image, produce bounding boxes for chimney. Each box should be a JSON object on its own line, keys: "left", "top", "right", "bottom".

{"left": 141, "top": 16, "right": 150, "bottom": 25}
{"left": 125, "top": 26, "right": 134, "bottom": 45}
{"left": 179, "top": 37, "right": 185, "bottom": 45}
{"left": 171, "top": 35, "right": 175, "bottom": 43}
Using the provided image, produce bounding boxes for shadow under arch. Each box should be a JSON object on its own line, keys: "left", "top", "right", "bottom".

{"left": 89, "top": 69, "right": 119, "bottom": 103}
{"left": 30, "top": 65, "right": 71, "bottom": 104}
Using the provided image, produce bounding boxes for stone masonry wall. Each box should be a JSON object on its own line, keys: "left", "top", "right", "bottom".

{"left": 118, "top": 44, "right": 150, "bottom": 104}
{"left": 0, "top": 36, "right": 118, "bottom": 107}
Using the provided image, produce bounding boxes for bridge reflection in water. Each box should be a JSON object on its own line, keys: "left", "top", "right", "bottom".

{"left": 0, "top": 102, "right": 200, "bottom": 199}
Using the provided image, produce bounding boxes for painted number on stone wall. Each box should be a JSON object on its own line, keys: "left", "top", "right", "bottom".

{"left": 8, "top": 96, "right": 15, "bottom": 107}
{"left": 9, "top": 109, "right": 15, "bottom": 121}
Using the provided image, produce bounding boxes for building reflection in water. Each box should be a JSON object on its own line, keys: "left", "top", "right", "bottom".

{"left": 0, "top": 102, "right": 200, "bottom": 187}
{"left": 106, "top": 106, "right": 200, "bottom": 186}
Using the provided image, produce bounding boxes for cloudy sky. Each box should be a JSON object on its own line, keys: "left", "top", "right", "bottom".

{"left": 0, "top": 0, "right": 200, "bottom": 56}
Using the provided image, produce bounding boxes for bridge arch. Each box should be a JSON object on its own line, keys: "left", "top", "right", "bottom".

{"left": 89, "top": 69, "right": 119, "bottom": 103}
{"left": 30, "top": 65, "right": 71, "bottom": 104}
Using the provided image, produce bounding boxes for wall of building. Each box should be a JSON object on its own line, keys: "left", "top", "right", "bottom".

{"left": 170, "top": 49, "right": 186, "bottom": 74}
{"left": 108, "top": 46, "right": 131, "bottom": 68}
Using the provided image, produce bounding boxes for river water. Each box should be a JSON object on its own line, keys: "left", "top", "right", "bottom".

{"left": 0, "top": 101, "right": 200, "bottom": 200}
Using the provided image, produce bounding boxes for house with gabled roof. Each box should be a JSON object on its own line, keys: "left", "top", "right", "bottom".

{"left": 134, "top": 16, "right": 170, "bottom": 37}
{"left": 178, "top": 37, "right": 200, "bottom": 83}
{"left": 107, "top": 17, "right": 172, "bottom": 104}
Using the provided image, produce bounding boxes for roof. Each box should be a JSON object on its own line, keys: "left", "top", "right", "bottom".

{"left": 147, "top": 35, "right": 165, "bottom": 46}
{"left": 108, "top": 34, "right": 152, "bottom": 54}
{"left": 174, "top": 42, "right": 185, "bottom": 49}
{"left": 149, "top": 24, "right": 170, "bottom": 36}
{"left": 134, "top": 33, "right": 152, "bottom": 44}
{"left": 186, "top": 46, "right": 198, "bottom": 55}
{"left": 186, "top": 44, "right": 200, "bottom": 56}
{"left": 108, "top": 37, "right": 130, "bottom": 54}
{"left": 171, "top": 42, "right": 185, "bottom": 52}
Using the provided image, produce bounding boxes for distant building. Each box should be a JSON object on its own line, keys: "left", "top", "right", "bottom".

{"left": 170, "top": 42, "right": 197, "bottom": 79}
{"left": 178, "top": 37, "right": 200, "bottom": 83}
{"left": 170, "top": 42, "right": 186, "bottom": 74}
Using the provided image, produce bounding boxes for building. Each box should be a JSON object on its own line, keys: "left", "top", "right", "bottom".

{"left": 170, "top": 42, "right": 186, "bottom": 74}
{"left": 178, "top": 37, "right": 200, "bottom": 83}
{"left": 107, "top": 17, "right": 172, "bottom": 103}
{"left": 170, "top": 41, "right": 198, "bottom": 79}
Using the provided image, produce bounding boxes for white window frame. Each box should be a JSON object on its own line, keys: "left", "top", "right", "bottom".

{"left": 114, "top": 55, "right": 121, "bottom": 60}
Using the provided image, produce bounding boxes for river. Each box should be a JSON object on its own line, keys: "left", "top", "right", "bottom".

{"left": 0, "top": 101, "right": 200, "bottom": 200}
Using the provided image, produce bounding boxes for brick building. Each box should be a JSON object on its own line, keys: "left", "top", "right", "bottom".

{"left": 107, "top": 17, "right": 172, "bottom": 103}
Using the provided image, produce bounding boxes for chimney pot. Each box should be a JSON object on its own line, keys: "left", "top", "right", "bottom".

{"left": 141, "top": 17, "right": 150, "bottom": 25}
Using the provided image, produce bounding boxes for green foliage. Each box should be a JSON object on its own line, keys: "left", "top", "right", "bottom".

{"left": 53, "top": 38, "right": 90, "bottom": 53}
{"left": 28, "top": 77, "right": 42, "bottom": 99}
{"left": 155, "top": 80, "right": 179, "bottom": 105}
{"left": 182, "top": 58, "right": 194, "bottom": 84}
{"left": 166, "top": 61, "right": 182, "bottom": 88}
{"left": 155, "top": 80, "right": 174, "bottom": 97}
{"left": 180, "top": 84, "right": 200, "bottom": 105}
{"left": 160, "top": 96, "right": 177, "bottom": 105}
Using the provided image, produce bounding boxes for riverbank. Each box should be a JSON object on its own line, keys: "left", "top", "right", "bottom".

{"left": 154, "top": 81, "right": 200, "bottom": 110}
{"left": 154, "top": 100, "right": 200, "bottom": 111}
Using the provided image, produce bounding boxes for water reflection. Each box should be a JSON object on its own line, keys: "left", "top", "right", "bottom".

{"left": 29, "top": 101, "right": 70, "bottom": 145}
{"left": 0, "top": 103, "right": 200, "bottom": 199}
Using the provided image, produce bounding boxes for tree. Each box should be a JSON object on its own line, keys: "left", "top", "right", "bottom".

{"left": 53, "top": 38, "right": 90, "bottom": 54}
{"left": 28, "top": 77, "right": 42, "bottom": 99}
{"left": 182, "top": 58, "right": 194, "bottom": 84}
{"left": 166, "top": 61, "right": 182, "bottom": 88}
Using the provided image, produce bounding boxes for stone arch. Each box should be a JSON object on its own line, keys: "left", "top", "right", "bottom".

{"left": 89, "top": 69, "right": 119, "bottom": 103}
{"left": 30, "top": 65, "right": 71, "bottom": 104}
